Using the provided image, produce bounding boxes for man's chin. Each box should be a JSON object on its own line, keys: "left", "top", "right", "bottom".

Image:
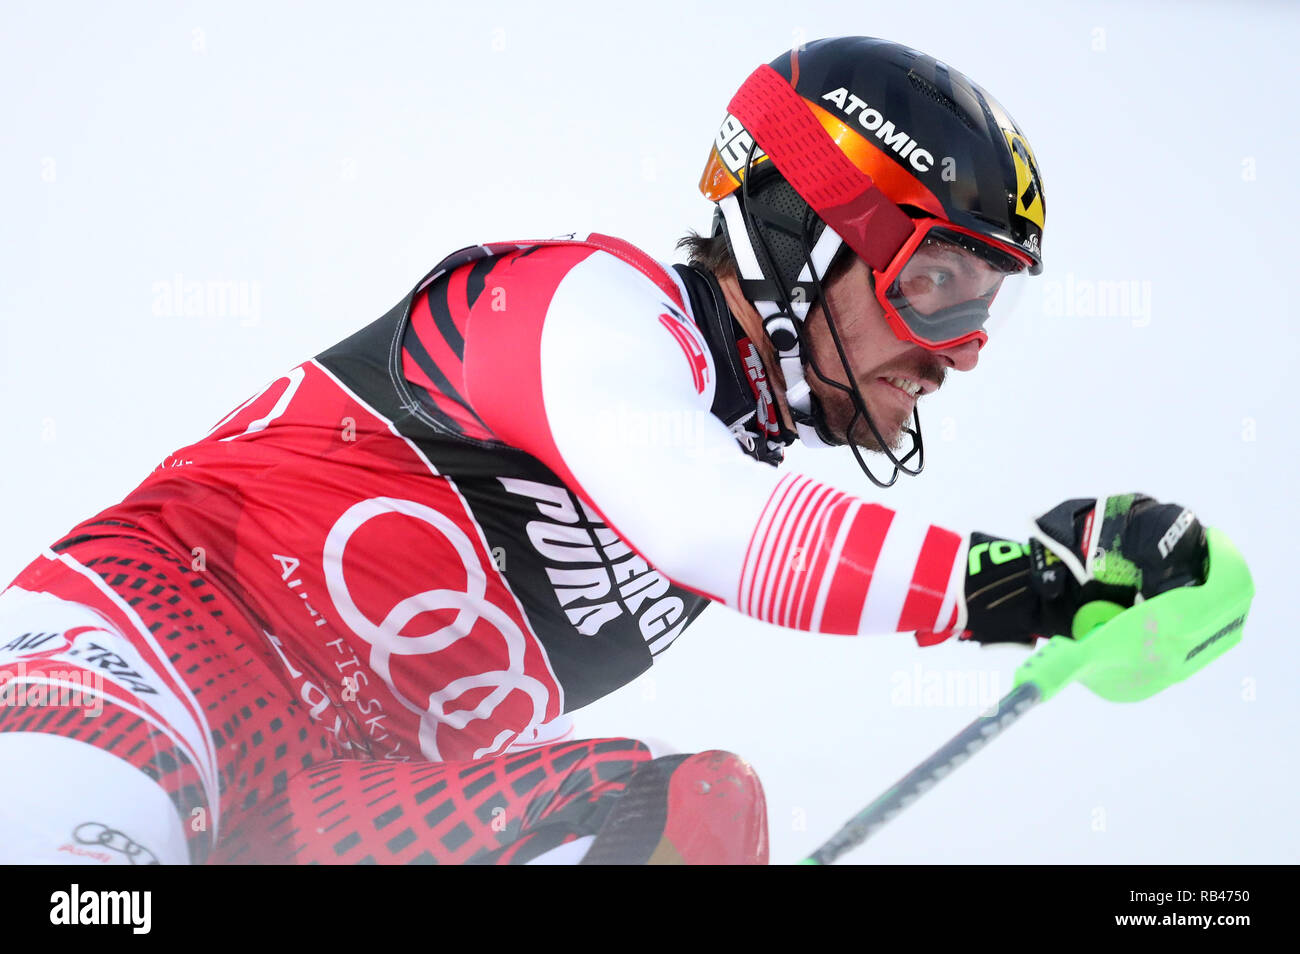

{"left": 843, "top": 412, "right": 911, "bottom": 454}
{"left": 811, "top": 391, "right": 913, "bottom": 453}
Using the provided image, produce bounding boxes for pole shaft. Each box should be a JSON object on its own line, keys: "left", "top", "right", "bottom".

{"left": 806, "top": 680, "right": 1043, "bottom": 865}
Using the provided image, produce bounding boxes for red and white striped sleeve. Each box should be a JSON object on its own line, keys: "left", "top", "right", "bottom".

{"left": 460, "top": 243, "right": 969, "bottom": 642}
{"left": 738, "top": 473, "right": 968, "bottom": 639}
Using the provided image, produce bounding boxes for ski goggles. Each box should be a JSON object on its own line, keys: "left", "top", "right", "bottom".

{"left": 874, "top": 220, "right": 1034, "bottom": 351}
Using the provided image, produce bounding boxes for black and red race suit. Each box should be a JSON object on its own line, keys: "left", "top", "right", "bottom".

{"left": 0, "top": 233, "right": 969, "bottom": 863}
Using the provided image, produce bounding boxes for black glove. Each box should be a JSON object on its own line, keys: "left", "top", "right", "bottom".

{"left": 961, "top": 494, "right": 1208, "bottom": 646}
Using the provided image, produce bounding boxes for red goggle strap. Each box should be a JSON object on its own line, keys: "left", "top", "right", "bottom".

{"left": 727, "top": 64, "right": 916, "bottom": 272}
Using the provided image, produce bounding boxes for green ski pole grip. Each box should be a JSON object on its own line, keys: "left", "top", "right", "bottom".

{"left": 1013, "top": 527, "right": 1254, "bottom": 703}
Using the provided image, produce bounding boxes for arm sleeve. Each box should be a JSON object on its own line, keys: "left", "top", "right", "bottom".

{"left": 461, "top": 247, "right": 970, "bottom": 640}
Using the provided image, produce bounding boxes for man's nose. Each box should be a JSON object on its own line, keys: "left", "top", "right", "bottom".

{"left": 935, "top": 338, "right": 981, "bottom": 372}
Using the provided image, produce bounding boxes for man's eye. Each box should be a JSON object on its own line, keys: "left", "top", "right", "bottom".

{"left": 909, "top": 268, "right": 952, "bottom": 291}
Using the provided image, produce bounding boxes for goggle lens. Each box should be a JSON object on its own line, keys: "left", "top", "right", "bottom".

{"left": 880, "top": 226, "right": 1030, "bottom": 349}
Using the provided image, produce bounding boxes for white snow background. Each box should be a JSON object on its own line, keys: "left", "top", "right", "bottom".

{"left": 2, "top": 0, "right": 1295, "bottom": 864}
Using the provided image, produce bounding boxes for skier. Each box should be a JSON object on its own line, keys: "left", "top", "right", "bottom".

{"left": 0, "top": 36, "right": 1206, "bottom": 865}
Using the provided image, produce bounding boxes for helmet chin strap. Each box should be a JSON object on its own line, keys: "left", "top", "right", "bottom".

{"left": 718, "top": 194, "right": 840, "bottom": 450}
{"left": 716, "top": 189, "right": 926, "bottom": 487}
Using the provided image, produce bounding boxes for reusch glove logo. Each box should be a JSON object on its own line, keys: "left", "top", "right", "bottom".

{"left": 1157, "top": 508, "right": 1198, "bottom": 558}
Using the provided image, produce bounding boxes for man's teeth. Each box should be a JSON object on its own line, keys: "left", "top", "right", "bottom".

{"left": 886, "top": 376, "right": 923, "bottom": 397}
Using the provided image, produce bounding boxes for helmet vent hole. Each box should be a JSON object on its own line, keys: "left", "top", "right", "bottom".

{"left": 905, "top": 71, "right": 979, "bottom": 133}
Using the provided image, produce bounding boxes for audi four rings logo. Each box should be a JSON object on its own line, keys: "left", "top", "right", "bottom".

{"left": 322, "top": 496, "right": 556, "bottom": 761}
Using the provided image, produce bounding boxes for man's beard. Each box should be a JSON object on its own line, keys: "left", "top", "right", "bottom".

{"left": 812, "top": 368, "right": 944, "bottom": 453}
{"left": 823, "top": 396, "right": 909, "bottom": 453}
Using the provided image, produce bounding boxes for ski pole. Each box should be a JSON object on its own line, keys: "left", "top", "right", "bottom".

{"left": 802, "top": 680, "right": 1041, "bottom": 865}
{"left": 801, "top": 527, "right": 1254, "bottom": 865}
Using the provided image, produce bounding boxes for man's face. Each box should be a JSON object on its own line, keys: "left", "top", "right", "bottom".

{"left": 803, "top": 255, "right": 983, "bottom": 451}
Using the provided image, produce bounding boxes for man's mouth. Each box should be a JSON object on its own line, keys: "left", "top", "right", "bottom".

{"left": 881, "top": 375, "right": 925, "bottom": 398}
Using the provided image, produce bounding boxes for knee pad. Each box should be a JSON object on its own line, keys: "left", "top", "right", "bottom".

{"left": 582, "top": 749, "right": 769, "bottom": 865}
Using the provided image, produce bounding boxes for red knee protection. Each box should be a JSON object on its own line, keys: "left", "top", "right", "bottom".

{"left": 582, "top": 749, "right": 769, "bottom": 865}
{"left": 660, "top": 750, "right": 768, "bottom": 865}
